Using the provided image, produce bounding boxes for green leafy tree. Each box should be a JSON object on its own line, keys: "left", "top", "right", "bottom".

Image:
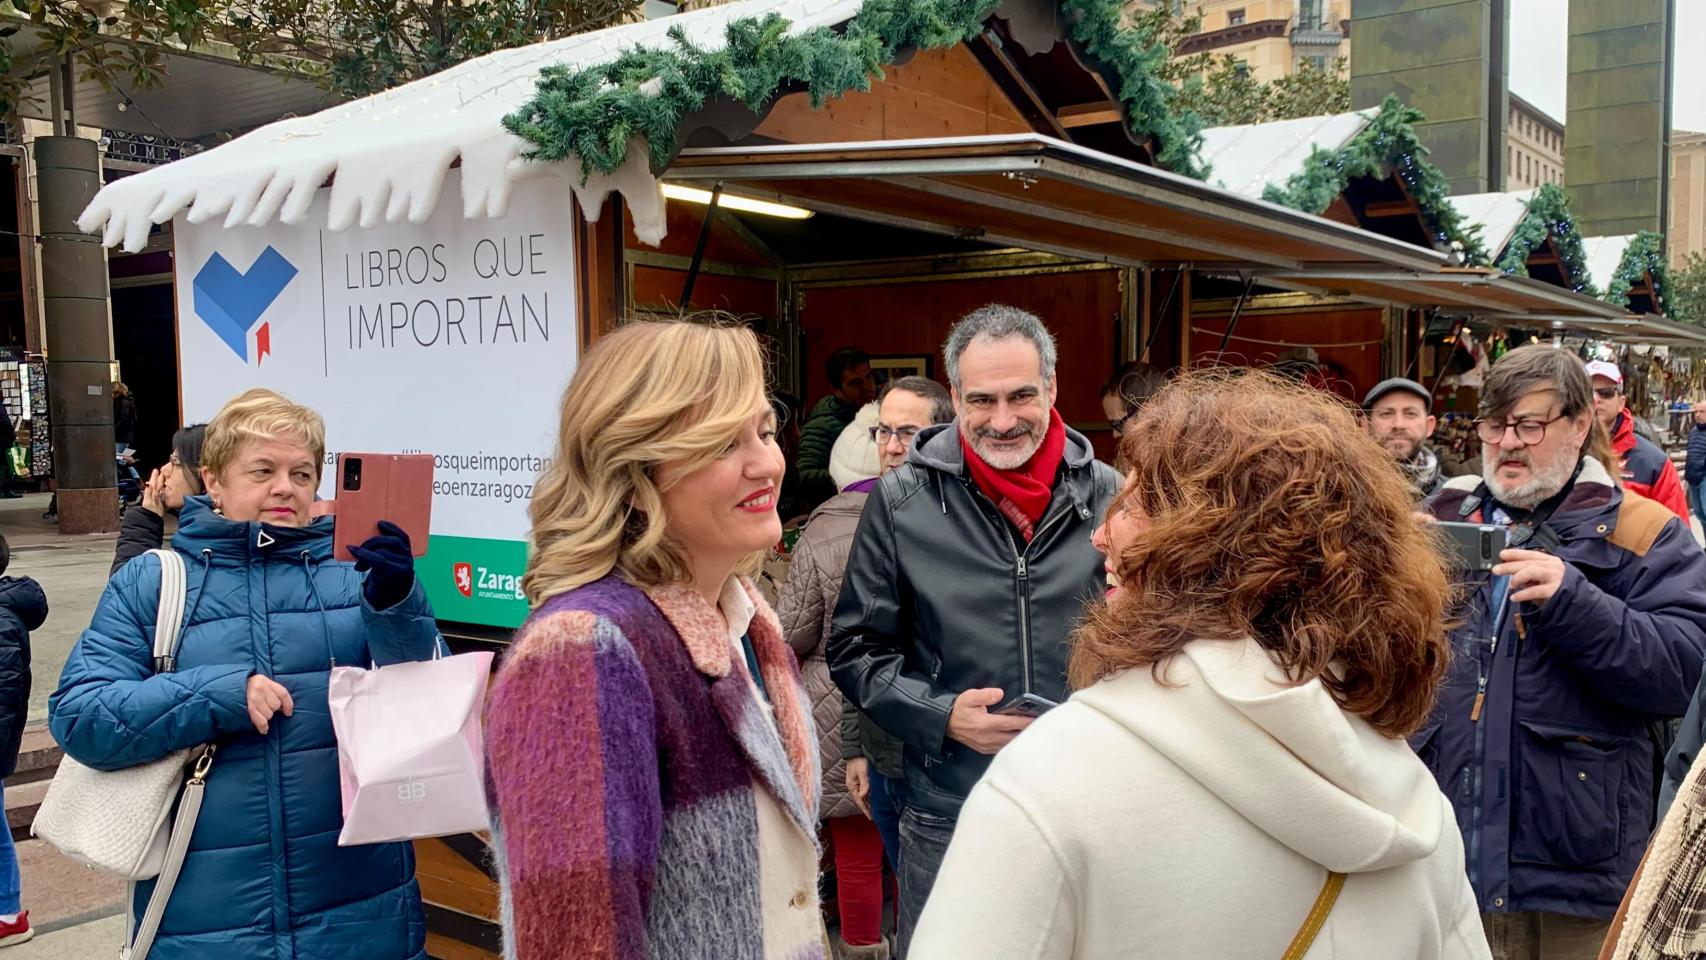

{"left": 1125, "top": 0, "right": 1350, "bottom": 126}
{"left": 0, "top": 0, "right": 642, "bottom": 120}
{"left": 221, "top": 0, "right": 644, "bottom": 100}
{"left": 1671, "top": 251, "right": 1706, "bottom": 325}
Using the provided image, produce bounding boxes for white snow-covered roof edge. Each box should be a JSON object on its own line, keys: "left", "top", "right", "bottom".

{"left": 1447, "top": 189, "right": 1538, "bottom": 259}
{"left": 77, "top": 0, "right": 867, "bottom": 252}
{"left": 1196, "top": 108, "right": 1377, "bottom": 200}
{"left": 1582, "top": 235, "right": 1636, "bottom": 298}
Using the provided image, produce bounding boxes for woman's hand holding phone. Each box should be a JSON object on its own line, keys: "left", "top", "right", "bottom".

{"left": 349, "top": 521, "right": 417, "bottom": 611}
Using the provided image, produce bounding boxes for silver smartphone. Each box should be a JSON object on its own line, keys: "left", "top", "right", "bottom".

{"left": 992, "top": 693, "right": 1059, "bottom": 718}
{"left": 1435, "top": 521, "right": 1510, "bottom": 572}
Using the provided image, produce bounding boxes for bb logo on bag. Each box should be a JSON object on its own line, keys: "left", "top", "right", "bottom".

{"left": 191, "top": 245, "right": 299, "bottom": 366}
{"left": 397, "top": 780, "right": 428, "bottom": 803}
{"left": 453, "top": 563, "right": 473, "bottom": 599}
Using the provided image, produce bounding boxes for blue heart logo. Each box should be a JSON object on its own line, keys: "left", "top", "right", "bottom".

{"left": 192, "top": 247, "right": 298, "bottom": 362}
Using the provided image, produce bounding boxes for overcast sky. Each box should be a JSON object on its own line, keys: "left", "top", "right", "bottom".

{"left": 1508, "top": 0, "right": 1705, "bottom": 132}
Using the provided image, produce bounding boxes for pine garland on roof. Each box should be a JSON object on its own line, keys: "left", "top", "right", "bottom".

{"left": 503, "top": 0, "right": 1207, "bottom": 181}
{"left": 1260, "top": 96, "right": 1488, "bottom": 265}
{"left": 1059, "top": 0, "right": 1206, "bottom": 177}
{"left": 1496, "top": 182, "right": 1597, "bottom": 297}
{"left": 1604, "top": 230, "right": 1670, "bottom": 315}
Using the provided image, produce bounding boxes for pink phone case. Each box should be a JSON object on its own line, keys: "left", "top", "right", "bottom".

{"left": 331, "top": 454, "right": 434, "bottom": 562}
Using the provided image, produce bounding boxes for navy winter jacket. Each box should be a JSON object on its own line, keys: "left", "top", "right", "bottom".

{"left": 1686, "top": 422, "right": 1706, "bottom": 488}
{"left": 1418, "top": 458, "right": 1706, "bottom": 920}
{"left": 0, "top": 576, "right": 44, "bottom": 777}
{"left": 49, "top": 497, "right": 440, "bottom": 959}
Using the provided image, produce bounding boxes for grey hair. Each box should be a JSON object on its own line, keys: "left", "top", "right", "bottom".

{"left": 878, "top": 376, "right": 954, "bottom": 425}
{"left": 943, "top": 304, "right": 1058, "bottom": 390}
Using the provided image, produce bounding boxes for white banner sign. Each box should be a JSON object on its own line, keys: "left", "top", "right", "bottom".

{"left": 174, "top": 171, "right": 577, "bottom": 625}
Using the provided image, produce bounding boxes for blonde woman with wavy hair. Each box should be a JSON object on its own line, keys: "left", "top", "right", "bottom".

{"left": 485, "top": 319, "right": 824, "bottom": 960}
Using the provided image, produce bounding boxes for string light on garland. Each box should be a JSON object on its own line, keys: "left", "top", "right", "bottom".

{"left": 503, "top": 0, "right": 1209, "bottom": 182}
{"left": 1495, "top": 183, "right": 1597, "bottom": 297}
{"left": 1604, "top": 230, "right": 1670, "bottom": 315}
{"left": 1261, "top": 96, "right": 1489, "bottom": 266}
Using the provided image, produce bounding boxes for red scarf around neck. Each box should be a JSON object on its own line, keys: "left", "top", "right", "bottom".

{"left": 961, "top": 410, "right": 1068, "bottom": 542}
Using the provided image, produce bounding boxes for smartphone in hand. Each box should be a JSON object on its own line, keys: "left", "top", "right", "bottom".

{"left": 331, "top": 453, "right": 434, "bottom": 562}
{"left": 992, "top": 693, "right": 1059, "bottom": 719}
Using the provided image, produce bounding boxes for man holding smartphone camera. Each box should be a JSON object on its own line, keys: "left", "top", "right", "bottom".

{"left": 1420, "top": 345, "right": 1706, "bottom": 960}
{"left": 829, "top": 306, "right": 1118, "bottom": 956}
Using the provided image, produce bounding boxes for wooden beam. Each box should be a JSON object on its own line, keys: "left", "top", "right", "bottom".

{"left": 1361, "top": 200, "right": 1419, "bottom": 219}
{"left": 1056, "top": 102, "right": 1123, "bottom": 128}
{"left": 964, "top": 30, "right": 1070, "bottom": 140}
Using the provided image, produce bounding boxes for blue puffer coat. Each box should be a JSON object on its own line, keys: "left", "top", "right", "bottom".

{"left": 49, "top": 497, "right": 439, "bottom": 959}
{"left": 1419, "top": 458, "right": 1706, "bottom": 920}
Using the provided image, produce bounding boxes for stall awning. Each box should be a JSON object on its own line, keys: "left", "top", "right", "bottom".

{"left": 1247, "top": 266, "right": 1637, "bottom": 326}
{"left": 665, "top": 135, "right": 1448, "bottom": 273}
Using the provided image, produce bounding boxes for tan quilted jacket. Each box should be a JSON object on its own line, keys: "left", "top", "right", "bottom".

{"left": 776, "top": 491, "right": 867, "bottom": 821}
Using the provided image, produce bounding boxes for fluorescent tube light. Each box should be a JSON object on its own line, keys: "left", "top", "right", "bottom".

{"left": 661, "top": 183, "right": 814, "bottom": 220}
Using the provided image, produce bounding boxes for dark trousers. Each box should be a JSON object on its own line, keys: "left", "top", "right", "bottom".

{"left": 868, "top": 769, "right": 906, "bottom": 873}
{"left": 896, "top": 806, "right": 956, "bottom": 959}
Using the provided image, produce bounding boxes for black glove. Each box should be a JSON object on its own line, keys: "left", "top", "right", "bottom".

{"left": 349, "top": 521, "right": 416, "bottom": 611}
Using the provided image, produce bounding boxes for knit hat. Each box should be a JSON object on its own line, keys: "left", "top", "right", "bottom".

{"left": 1362, "top": 377, "right": 1432, "bottom": 411}
{"left": 829, "top": 403, "right": 881, "bottom": 491}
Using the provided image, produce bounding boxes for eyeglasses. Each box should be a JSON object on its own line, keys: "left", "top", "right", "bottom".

{"left": 1110, "top": 411, "right": 1136, "bottom": 436}
{"left": 1473, "top": 413, "right": 1568, "bottom": 445}
{"left": 870, "top": 425, "right": 920, "bottom": 445}
{"left": 1593, "top": 386, "right": 1621, "bottom": 400}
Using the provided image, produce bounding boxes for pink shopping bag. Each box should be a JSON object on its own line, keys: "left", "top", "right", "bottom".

{"left": 327, "top": 650, "right": 495, "bottom": 846}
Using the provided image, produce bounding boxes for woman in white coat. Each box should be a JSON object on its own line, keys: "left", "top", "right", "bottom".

{"left": 911, "top": 371, "right": 1491, "bottom": 960}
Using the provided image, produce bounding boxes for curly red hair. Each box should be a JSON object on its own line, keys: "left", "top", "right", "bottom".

{"left": 1069, "top": 369, "right": 1452, "bottom": 738}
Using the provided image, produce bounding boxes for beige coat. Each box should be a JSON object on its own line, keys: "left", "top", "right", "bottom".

{"left": 776, "top": 490, "right": 867, "bottom": 821}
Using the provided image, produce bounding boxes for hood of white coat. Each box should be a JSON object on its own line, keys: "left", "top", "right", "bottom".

{"left": 1072, "top": 637, "right": 1445, "bottom": 874}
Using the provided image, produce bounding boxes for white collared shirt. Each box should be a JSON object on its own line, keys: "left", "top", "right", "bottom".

{"left": 717, "top": 577, "right": 771, "bottom": 714}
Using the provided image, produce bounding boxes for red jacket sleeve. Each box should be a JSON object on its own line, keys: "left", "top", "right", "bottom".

{"left": 1651, "top": 459, "right": 1692, "bottom": 522}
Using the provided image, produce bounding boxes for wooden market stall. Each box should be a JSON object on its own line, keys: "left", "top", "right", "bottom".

{"left": 70, "top": 2, "right": 1667, "bottom": 958}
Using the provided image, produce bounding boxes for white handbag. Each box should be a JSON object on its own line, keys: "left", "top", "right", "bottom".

{"left": 31, "top": 548, "right": 214, "bottom": 960}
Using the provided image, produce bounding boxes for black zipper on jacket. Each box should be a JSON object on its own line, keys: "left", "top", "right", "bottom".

{"left": 967, "top": 468, "right": 1085, "bottom": 696}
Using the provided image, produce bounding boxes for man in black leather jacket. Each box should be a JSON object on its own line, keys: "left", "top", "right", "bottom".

{"left": 829, "top": 305, "right": 1119, "bottom": 954}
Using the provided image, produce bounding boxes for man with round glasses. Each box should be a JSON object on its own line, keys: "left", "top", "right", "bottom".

{"left": 1419, "top": 344, "right": 1706, "bottom": 959}
{"left": 1584, "top": 359, "right": 1689, "bottom": 521}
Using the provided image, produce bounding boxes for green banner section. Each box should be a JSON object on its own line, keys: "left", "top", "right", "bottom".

{"left": 420, "top": 534, "right": 530, "bottom": 629}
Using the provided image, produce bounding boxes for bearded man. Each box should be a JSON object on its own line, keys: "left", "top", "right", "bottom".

{"left": 1364, "top": 377, "right": 1446, "bottom": 499}
{"left": 1419, "top": 344, "right": 1706, "bottom": 960}
{"left": 829, "top": 304, "right": 1120, "bottom": 955}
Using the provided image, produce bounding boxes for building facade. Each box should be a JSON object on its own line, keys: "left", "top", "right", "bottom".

{"left": 1125, "top": 0, "right": 1351, "bottom": 82}
{"left": 1507, "top": 93, "right": 1565, "bottom": 190}
{"left": 1672, "top": 130, "right": 1706, "bottom": 267}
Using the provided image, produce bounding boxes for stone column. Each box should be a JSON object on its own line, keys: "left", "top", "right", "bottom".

{"left": 1565, "top": 0, "right": 1675, "bottom": 237}
{"left": 35, "top": 136, "right": 116, "bottom": 534}
{"left": 1352, "top": 0, "right": 1510, "bottom": 194}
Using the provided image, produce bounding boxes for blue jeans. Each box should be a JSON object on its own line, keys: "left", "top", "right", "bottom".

{"left": 1691, "top": 480, "right": 1706, "bottom": 529}
{"left": 897, "top": 807, "right": 956, "bottom": 959}
{"left": 868, "top": 769, "right": 906, "bottom": 873}
{"left": 0, "top": 783, "right": 19, "bottom": 914}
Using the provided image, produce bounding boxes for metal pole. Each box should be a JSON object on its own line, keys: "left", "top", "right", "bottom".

{"left": 47, "top": 66, "right": 65, "bottom": 138}
{"left": 36, "top": 136, "right": 116, "bottom": 533}
{"left": 1140, "top": 268, "right": 1183, "bottom": 364}
{"left": 680, "top": 183, "right": 723, "bottom": 308}
{"left": 60, "top": 55, "right": 75, "bottom": 133}
{"left": 1212, "top": 275, "right": 1257, "bottom": 363}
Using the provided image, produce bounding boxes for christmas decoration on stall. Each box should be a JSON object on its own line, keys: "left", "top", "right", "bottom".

{"left": 503, "top": 0, "right": 1209, "bottom": 181}
{"left": 1494, "top": 182, "right": 1597, "bottom": 296}
{"left": 1261, "top": 96, "right": 1489, "bottom": 265}
{"left": 1604, "top": 230, "right": 1671, "bottom": 315}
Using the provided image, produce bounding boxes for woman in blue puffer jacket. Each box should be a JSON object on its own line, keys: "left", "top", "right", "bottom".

{"left": 49, "top": 388, "right": 439, "bottom": 960}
